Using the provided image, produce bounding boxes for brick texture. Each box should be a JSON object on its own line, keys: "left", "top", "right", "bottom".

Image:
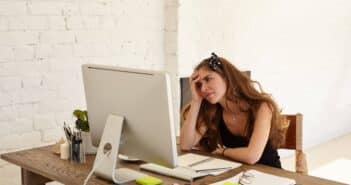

{"left": 0, "top": 0, "right": 169, "bottom": 152}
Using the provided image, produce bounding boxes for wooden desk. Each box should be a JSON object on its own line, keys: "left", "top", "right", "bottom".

{"left": 1, "top": 145, "right": 346, "bottom": 185}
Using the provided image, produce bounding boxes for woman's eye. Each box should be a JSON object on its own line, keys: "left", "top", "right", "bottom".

{"left": 195, "top": 82, "right": 202, "bottom": 89}
{"left": 205, "top": 77, "right": 212, "bottom": 82}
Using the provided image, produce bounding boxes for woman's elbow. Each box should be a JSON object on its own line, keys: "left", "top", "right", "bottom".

{"left": 179, "top": 141, "right": 192, "bottom": 151}
{"left": 180, "top": 145, "right": 191, "bottom": 151}
{"left": 245, "top": 153, "right": 261, "bottom": 165}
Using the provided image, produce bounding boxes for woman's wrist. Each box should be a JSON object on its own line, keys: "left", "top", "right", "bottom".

{"left": 190, "top": 100, "right": 202, "bottom": 108}
{"left": 222, "top": 148, "right": 227, "bottom": 157}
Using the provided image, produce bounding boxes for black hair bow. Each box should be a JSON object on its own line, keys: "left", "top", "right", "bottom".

{"left": 208, "top": 52, "right": 222, "bottom": 70}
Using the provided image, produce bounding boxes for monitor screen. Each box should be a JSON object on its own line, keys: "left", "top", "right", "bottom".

{"left": 82, "top": 64, "right": 178, "bottom": 168}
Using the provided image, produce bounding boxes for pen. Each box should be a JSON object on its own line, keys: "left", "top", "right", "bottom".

{"left": 188, "top": 157, "right": 214, "bottom": 167}
{"left": 63, "top": 125, "right": 71, "bottom": 141}
{"left": 195, "top": 166, "right": 232, "bottom": 173}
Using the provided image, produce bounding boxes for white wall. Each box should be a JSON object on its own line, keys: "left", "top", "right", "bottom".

{"left": 0, "top": 0, "right": 166, "bottom": 152}
{"left": 165, "top": 0, "right": 180, "bottom": 135}
{"left": 179, "top": 0, "right": 351, "bottom": 148}
{"left": 1, "top": 0, "right": 350, "bottom": 154}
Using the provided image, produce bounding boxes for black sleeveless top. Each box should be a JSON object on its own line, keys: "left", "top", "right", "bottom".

{"left": 219, "top": 118, "right": 282, "bottom": 168}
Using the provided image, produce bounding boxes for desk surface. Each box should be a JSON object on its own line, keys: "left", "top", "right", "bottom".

{"left": 1, "top": 145, "right": 347, "bottom": 185}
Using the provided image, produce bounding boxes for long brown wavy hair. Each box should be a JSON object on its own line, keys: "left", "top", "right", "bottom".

{"left": 181, "top": 54, "right": 283, "bottom": 152}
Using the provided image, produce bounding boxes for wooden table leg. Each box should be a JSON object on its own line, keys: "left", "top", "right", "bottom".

{"left": 21, "top": 168, "right": 51, "bottom": 185}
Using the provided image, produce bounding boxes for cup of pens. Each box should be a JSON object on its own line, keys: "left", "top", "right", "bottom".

{"left": 63, "top": 123, "right": 86, "bottom": 164}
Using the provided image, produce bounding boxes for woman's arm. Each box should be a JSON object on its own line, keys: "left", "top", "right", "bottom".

{"left": 180, "top": 101, "right": 206, "bottom": 150}
{"left": 180, "top": 71, "right": 207, "bottom": 150}
{"left": 213, "top": 102, "right": 272, "bottom": 164}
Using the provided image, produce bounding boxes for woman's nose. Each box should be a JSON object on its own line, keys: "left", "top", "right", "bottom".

{"left": 200, "top": 83, "right": 209, "bottom": 92}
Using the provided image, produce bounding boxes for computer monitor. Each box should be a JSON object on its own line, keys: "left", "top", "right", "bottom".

{"left": 82, "top": 64, "right": 178, "bottom": 169}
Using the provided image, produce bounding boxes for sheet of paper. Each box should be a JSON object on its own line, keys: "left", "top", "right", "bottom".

{"left": 210, "top": 169, "right": 296, "bottom": 185}
{"left": 178, "top": 153, "right": 211, "bottom": 167}
{"left": 178, "top": 153, "right": 242, "bottom": 176}
{"left": 142, "top": 153, "right": 243, "bottom": 181}
{"left": 191, "top": 157, "right": 242, "bottom": 175}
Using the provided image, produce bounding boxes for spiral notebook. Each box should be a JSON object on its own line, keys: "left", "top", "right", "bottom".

{"left": 210, "top": 169, "right": 296, "bottom": 185}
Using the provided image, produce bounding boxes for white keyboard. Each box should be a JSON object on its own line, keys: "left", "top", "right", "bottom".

{"left": 140, "top": 163, "right": 207, "bottom": 181}
{"left": 115, "top": 168, "right": 146, "bottom": 183}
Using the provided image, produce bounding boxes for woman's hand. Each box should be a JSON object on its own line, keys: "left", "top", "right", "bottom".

{"left": 212, "top": 144, "right": 226, "bottom": 156}
{"left": 189, "top": 71, "right": 203, "bottom": 103}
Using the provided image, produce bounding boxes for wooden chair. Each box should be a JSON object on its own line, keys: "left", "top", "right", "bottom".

{"left": 280, "top": 113, "right": 308, "bottom": 174}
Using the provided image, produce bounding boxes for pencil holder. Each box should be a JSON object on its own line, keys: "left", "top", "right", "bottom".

{"left": 70, "top": 139, "right": 86, "bottom": 164}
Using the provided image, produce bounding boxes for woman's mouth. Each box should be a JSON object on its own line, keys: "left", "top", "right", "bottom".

{"left": 205, "top": 93, "right": 215, "bottom": 99}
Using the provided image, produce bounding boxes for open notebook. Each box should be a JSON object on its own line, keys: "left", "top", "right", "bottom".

{"left": 140, "top": 153, "right": 242, "bottom": 181}
{"left": 210, "top": 169, "right": 296, "bottom": 185}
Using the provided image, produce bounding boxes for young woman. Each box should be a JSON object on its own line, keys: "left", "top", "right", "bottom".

{"left": 180, "top": 53, "right": 283, "bottom": 168}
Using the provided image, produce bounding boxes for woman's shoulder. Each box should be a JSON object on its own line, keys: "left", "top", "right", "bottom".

{"left": 254, "top": 102, "right": 273, "bottom": 121}
{"left": 258, "top": 101, "right": 274, "bottom": 112}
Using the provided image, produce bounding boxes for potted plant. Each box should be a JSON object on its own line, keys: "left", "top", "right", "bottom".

{"left": 73, "top": 109, "right": 96, "bottom": 154}
{"left": 73, "top": 109, "right": 89, "bottom": 132}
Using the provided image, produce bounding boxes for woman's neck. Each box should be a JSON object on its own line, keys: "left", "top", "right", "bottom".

{"left": 219, "top": 99, "right": 238, "bottom": 113}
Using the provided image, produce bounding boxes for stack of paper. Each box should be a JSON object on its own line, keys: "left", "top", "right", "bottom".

{"left": 210, "top": 169, "right": 296, "bottom": 185}
{"left": 140, "top": 153, "right": 242, "bottom": 181}
{"left": 179, "top": 153, "right": 242, "bottom": 175}
{"left": 140, "top": 163, "right": 207, "bottom": 181}
{"left": 177, "top": 153, "right": 211, "bottom": 167}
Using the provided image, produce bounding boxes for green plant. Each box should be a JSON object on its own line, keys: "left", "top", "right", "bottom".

{"left": 73, "top": 109, "right": 89, "bottom": 132}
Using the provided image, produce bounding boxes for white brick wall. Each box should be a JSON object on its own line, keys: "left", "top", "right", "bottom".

{"left": 75, "top": 30, "right": 111, "bottom": 44}
{"left": 0, "top": 17, "right": 8, "bottom": 31}
{"left": 0, "top": 32, "right": 38, "bottom": 45}
{"left": 0, "top": 2, "right": 27, "bottom": 16}
{"left": 0, "top": 76, "right": 21, "bottom": 91}
{"left": 0, "top": 47, "right": 13, "bottom": 61}
{"left": 0, "top": 0, "right": 168, "bottom": 153}
{"left": 0, "top": 131, "right": 41, "bottom": 150}
{"left": 0, "top": 121, "right": 13, "bottom": 137}
{"left": 13, "top": 118, "right": 33, "bottom": 135}
{"left": 48, "top": 16, "right": 67, "bottom": 31}
{"left": 0, "top": 105, "right": 17, "bottom": 121}
{"left": 26, "top": 16, "right": 50, "bottom": 30}
{"left": 73, "top": 44, "right": 111, "bottom": 57}
{"left": 40, "top": 31, "right": 75, "bottom": 44}
{"left": 164, "top": 0, "right": 179, "bottom": 134}
{"left": 80, "top": 1, "right": 112, "bottom": 15}
{"left": 13, "top": 46, "right": 35, "bottom": 60}
{"left": 28, "top": 2, "right": 69, "bottom": 16}
{"left": 0, "top": 92, "right": 12, "bottom": 106}
{"left": 42, "top": 128, "right": 63, "bottom": 142}
{"left": 8, "top": 16, "right": 27, "bottom": 31}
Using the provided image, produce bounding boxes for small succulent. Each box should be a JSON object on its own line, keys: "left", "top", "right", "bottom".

{"left": 73, "top": 109, "right": 89, "bottom": 132}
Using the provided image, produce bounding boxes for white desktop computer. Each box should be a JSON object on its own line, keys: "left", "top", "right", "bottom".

{"left": 82, "top": 64, "right": 178, "bottom": 184}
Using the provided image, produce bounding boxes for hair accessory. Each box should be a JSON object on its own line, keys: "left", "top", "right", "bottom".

{"left": 208, "top": 52, "right": 222, "bottom": 70}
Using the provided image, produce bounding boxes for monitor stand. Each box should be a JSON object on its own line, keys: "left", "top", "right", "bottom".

{"left": 93, "top": 114, "right": 147, "bottom": 184}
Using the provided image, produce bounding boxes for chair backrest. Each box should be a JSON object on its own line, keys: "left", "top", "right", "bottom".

{"left": 280, "top": 113, "right": 308, "bottom": 174}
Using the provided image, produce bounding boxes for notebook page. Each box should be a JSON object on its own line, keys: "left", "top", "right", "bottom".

{"left": 141, "top": 154, "right": 242, "bottom": 180}
{"left": 210, "top": 169, "right": 296, "bottom": 185}
{"left": 178, "top": 153, "right": 211, "bottom": 167}
{"left": 140, "top": 163, "right": 208, "bottom": 181}
{"left": 191, "top": 157, "right": 242, "bottom": 175}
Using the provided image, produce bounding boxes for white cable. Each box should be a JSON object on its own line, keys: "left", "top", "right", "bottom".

{"left": 83, "top": 150, "right": 111, "bottom": 185}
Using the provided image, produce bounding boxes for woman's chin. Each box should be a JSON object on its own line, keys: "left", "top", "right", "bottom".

{"left": 206, "top": 97, "right": 218, "bottom": 104}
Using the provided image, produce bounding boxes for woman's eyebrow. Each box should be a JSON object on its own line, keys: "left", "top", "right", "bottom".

{"left": 200, "top": 74, "right": 212, "bottom": 81}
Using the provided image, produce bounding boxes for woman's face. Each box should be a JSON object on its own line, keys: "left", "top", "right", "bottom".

{"left": 195, "top": 67, "right": 227, "bottom": 104}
